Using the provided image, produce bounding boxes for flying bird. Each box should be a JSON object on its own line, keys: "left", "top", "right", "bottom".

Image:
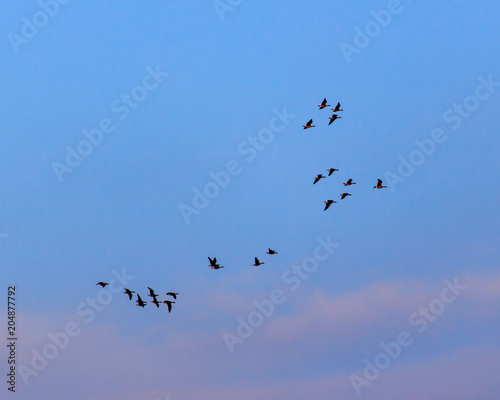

{"left": 303, "top": 119, "right": 315, "bottom": 129}
{"left": 318, "top": 98, "right": 330, "bottom": 109}
{"left": 340, "top": 193, "right": 352, "bottom": 200}
{"left": 166, "top": 292, "right": 178, "bottom": 299}
{"left": 266, "top": 248, "right": 278, "bottom": 255}
{"left": 327, "top": 168, "right": 339, "bottom": 176}
{"left": 136, "top": 294, "right": 147, "bottom": 308}
{"left": 123, "top": 288, "right": 135, "bottom": 300}
{"left": 343, "top": 178, "right": 356, "bottom": 186}
{"left": 147, "top": 287, "right": 159, "bottom": 298}
{"left": 313, "top": 174, "right": 326, "bottom": 184}
{"left": 332, "top": 102, "right": 343, "bottom": 112}
{"left": 252, "top": 257, "right": 265, "bottom": 266}
{"left": 324, "top": 200, "right": 336, "bottom": 210}
{"left": 151, "top": 297, "right": 160, "bottom": 308}
{"left": 96, "top": 282, "right": 109, "bottom": 288}
{"left": 208, "top": 257, "right": 218, "bottom": 267}
{"left": 373, "top": 179, "right": 387, "bottom": 189}
{"left": 328, "top": 114, "right": 341, "bottom": 125}
{"left": 163, "top": 300, "right": 175, "bottom": 313}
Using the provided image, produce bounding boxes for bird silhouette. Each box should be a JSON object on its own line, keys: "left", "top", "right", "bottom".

{"left": 313, "top": 174, "right": 326, "bottom": 184}
{"left": 163, "top": 300, "right": 175, "bottom": 313}
{"left": 318, "top": 98, "right": 330, "bottom": 109}
{"left": 147, "top": 287, "right": 159, "bottom": 298}
{"left": 343, "top": 178, "right": 356, "bottom": 186}
{"left": 340, "top": 193, "right": 352, "bottom": 200}
{"left": 303, "top": 119, "right": 315, "bottom": 129}
{"left": 373, "top": 179, "right": 387, "bottom": 189}
{"left": 332, "top": 102, "right": 343, "bottom": 112}
{"left": 136, "top": 294, "right": 147, "bottom": 308}
{"left": 166, "top": 292, "right": 178, "bottom": 299}
{"left": 266, "top": 248, "right": 278, "bottom": 255}
{"left": 327, "top": 168, "right": 339, "bottom": 176}
{"left": 324, "top": 200, "right": 336, "bottom": 210}
{"left": 328, "top": 114, "right": 341, "bottom": 125}
{"left": 96, "top": 282, "right": 109, "bottom": 288}
{"left": 151, "top": 297, "right": 160, "bottom": 308}
{"left": 123, "top": 288, "right": 135, "bottom": 300}
{"left": 252, "top": 257, "right": 265, "bottom": 266}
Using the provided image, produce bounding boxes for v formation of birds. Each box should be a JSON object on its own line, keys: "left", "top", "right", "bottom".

{"left": 96, "top": 99, "right": 387, "bottom": 309}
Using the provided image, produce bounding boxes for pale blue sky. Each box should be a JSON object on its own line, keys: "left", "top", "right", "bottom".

{"left": 1, "top": 1, "right": 499, "bottom": 399}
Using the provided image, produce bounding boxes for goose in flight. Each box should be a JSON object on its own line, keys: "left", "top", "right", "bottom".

{"left": 324, "top": 200, "right": 336, "bottom": 210}
{"left": 303, "top": 119, "right": 315, "bottom": 129}
{"left": 96, "top": 282, "right": 109, "bottom": 288}
{"left": 252, "top": 257, "right": 265, "bottom": 266}
{"left": 332, "top": 102, "right": 343, "bottom": 112}
{"left": 343, "top": 178, "right": 356, "bottom": 186}
{"left": 147, "top": 287, "right": 159, "bottom": 298}
{"left": 136, "top": 294, "right": 147, "bottom": 308}
{"left": 123, "top": 288, "right": 135, "bottom": 300}
{"left": 166, "top": 292, "right": 178, "bottom": 299}
{"left": 373, "top": 179, "right": 387, "bottom": 189}
{"left": 328, "top": 114, "right": 341, "bottom": 125}
{"left": 313, "top": 174, "right": 326, "bottom": 184}
{"left": 340, "top": 193, "right": 352, "bottom": 200}
{"left": 151, "top": 297, "right": 160, "bottom": 308}
{"left": 266, "top": 248, "right": 278, "bottom": 255}
{"left": 318, "top": 98, "right": 330, "bottom": 110}
{"left": 327, "top": 168, "right": 339, "bottom": 176}
{"left": 163, "top": 300, "right": 175, "bottom": 313}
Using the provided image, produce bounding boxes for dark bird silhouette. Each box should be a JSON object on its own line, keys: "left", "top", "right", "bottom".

{"left": 343, "top": 178, "right": 356, "bottom": 186}
{"left": 332, "top": 102, "right": 343, "bottom": 112}
{"left": 318, "top": 98, "right": 330, "bottom": 109}
{"left": 252, "top": 257, "right": 265, "bottom": 266}
{"left": 340, "top": 193, "right": 352, "bottom": 200}
{"left": 327, "top": 168, "right": 339, "bottom": 176}
{"left": 166, "top": 292, "right": 178, "bottom": 299}
{"left": 136, "top": 294, "right": 147, "bottom": 308}
{"left": 313, "top": 174, "right": 326, "bottom": 184}
{"left": 151, "top": 297, "right": 160, "bottom": 308}
{"left": 123, "top": 288, "right": 135, "bottom": 300}
{"left": 303, "top": 119, "right": 315, "bottom": 129}
{"left": 208, "top": 257, "right": 218, "bottom": 267}
{"left": 373, "top": 179, "right": 387, "bottom": 189}
{"left": 324, "top": 200, "right": 336, "bottom": 210}
{"left": 96, "top": 282, "right": 109, "bottom": 288}
{"left": 147, "top": 287, "right": 159, "bottom": 298}
{"left": 163, "top": 300, "right": 175, "bottom": 313}
{"left": 266, "top": 248, "right": 278, "bottom": 255}
{"left": 328, "top": 114, "right": 341, "bottom": 125}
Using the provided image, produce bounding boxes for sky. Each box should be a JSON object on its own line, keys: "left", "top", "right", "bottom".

{"left": 1, "top": 1, "right": 499, "bottom": 399}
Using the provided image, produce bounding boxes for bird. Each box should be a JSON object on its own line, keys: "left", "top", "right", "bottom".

{"left": 136, "top": 294, "right": 147, "bottom": 308}
{"left": 166, "top": 292, "right": 178, "bottom": 299}
{"left": 318, "top": 98, "right": 330, "bottom": 109}
{"left": 151, "top": 297, "right": 160, "bottom": 308}
{"left": 313, "top": 174, "right": 326, "bottom": 184}
{"left": 324, "top": 200, "right": 336, "bottom": 210}
{"left": 252, "top": 257, "right": 265, "bottom": 266}
{"left": 208, "top": 257, "right": 217, "bottom": 267}
{"left": 163, "top": 300, "right": 175, "bottom": 313}
{"left": 332, "top": 102, "right": 343, "bottom": 112}
{"left": 96, "top": 282, "right": 109, "bottom": 288}
{"left": 343, "top": 178, "right": 356, "bottom": 186}
{"left": 327, "top": 168, "right": 339, "bottom": 176}
{"left": 303, "top": 119, "right": 315, "bottom": 129}
{"left": 328, "top": 114, "right": 341, "bottom": 125}
{"left": 123, "top": 288, "right": 135, "bottom": 300}
{"left": 340, "top": 193, "right": 352, "bottom": 200}
{"left": 147, "top": 287, "right": 159, "bottom": 298}
{"left": 373, "top": 179, "right": 387, "bottom": 189}
{"left": 266, "top": 248, "right": 278, "bottom": 255}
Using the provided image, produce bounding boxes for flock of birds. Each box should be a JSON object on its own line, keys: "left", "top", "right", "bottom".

{"left": 94, "top": 98, "right": 388, "bottom": 311}
{"left": 96, "top": 282, "right": 178, "bottom": 312}
{"left": 303, "top": 99, "right": 387, "bottom": 211}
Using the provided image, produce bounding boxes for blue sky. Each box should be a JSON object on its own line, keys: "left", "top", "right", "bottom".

{"left": 1, "top": 1, "right": 499, "bottom": 399}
